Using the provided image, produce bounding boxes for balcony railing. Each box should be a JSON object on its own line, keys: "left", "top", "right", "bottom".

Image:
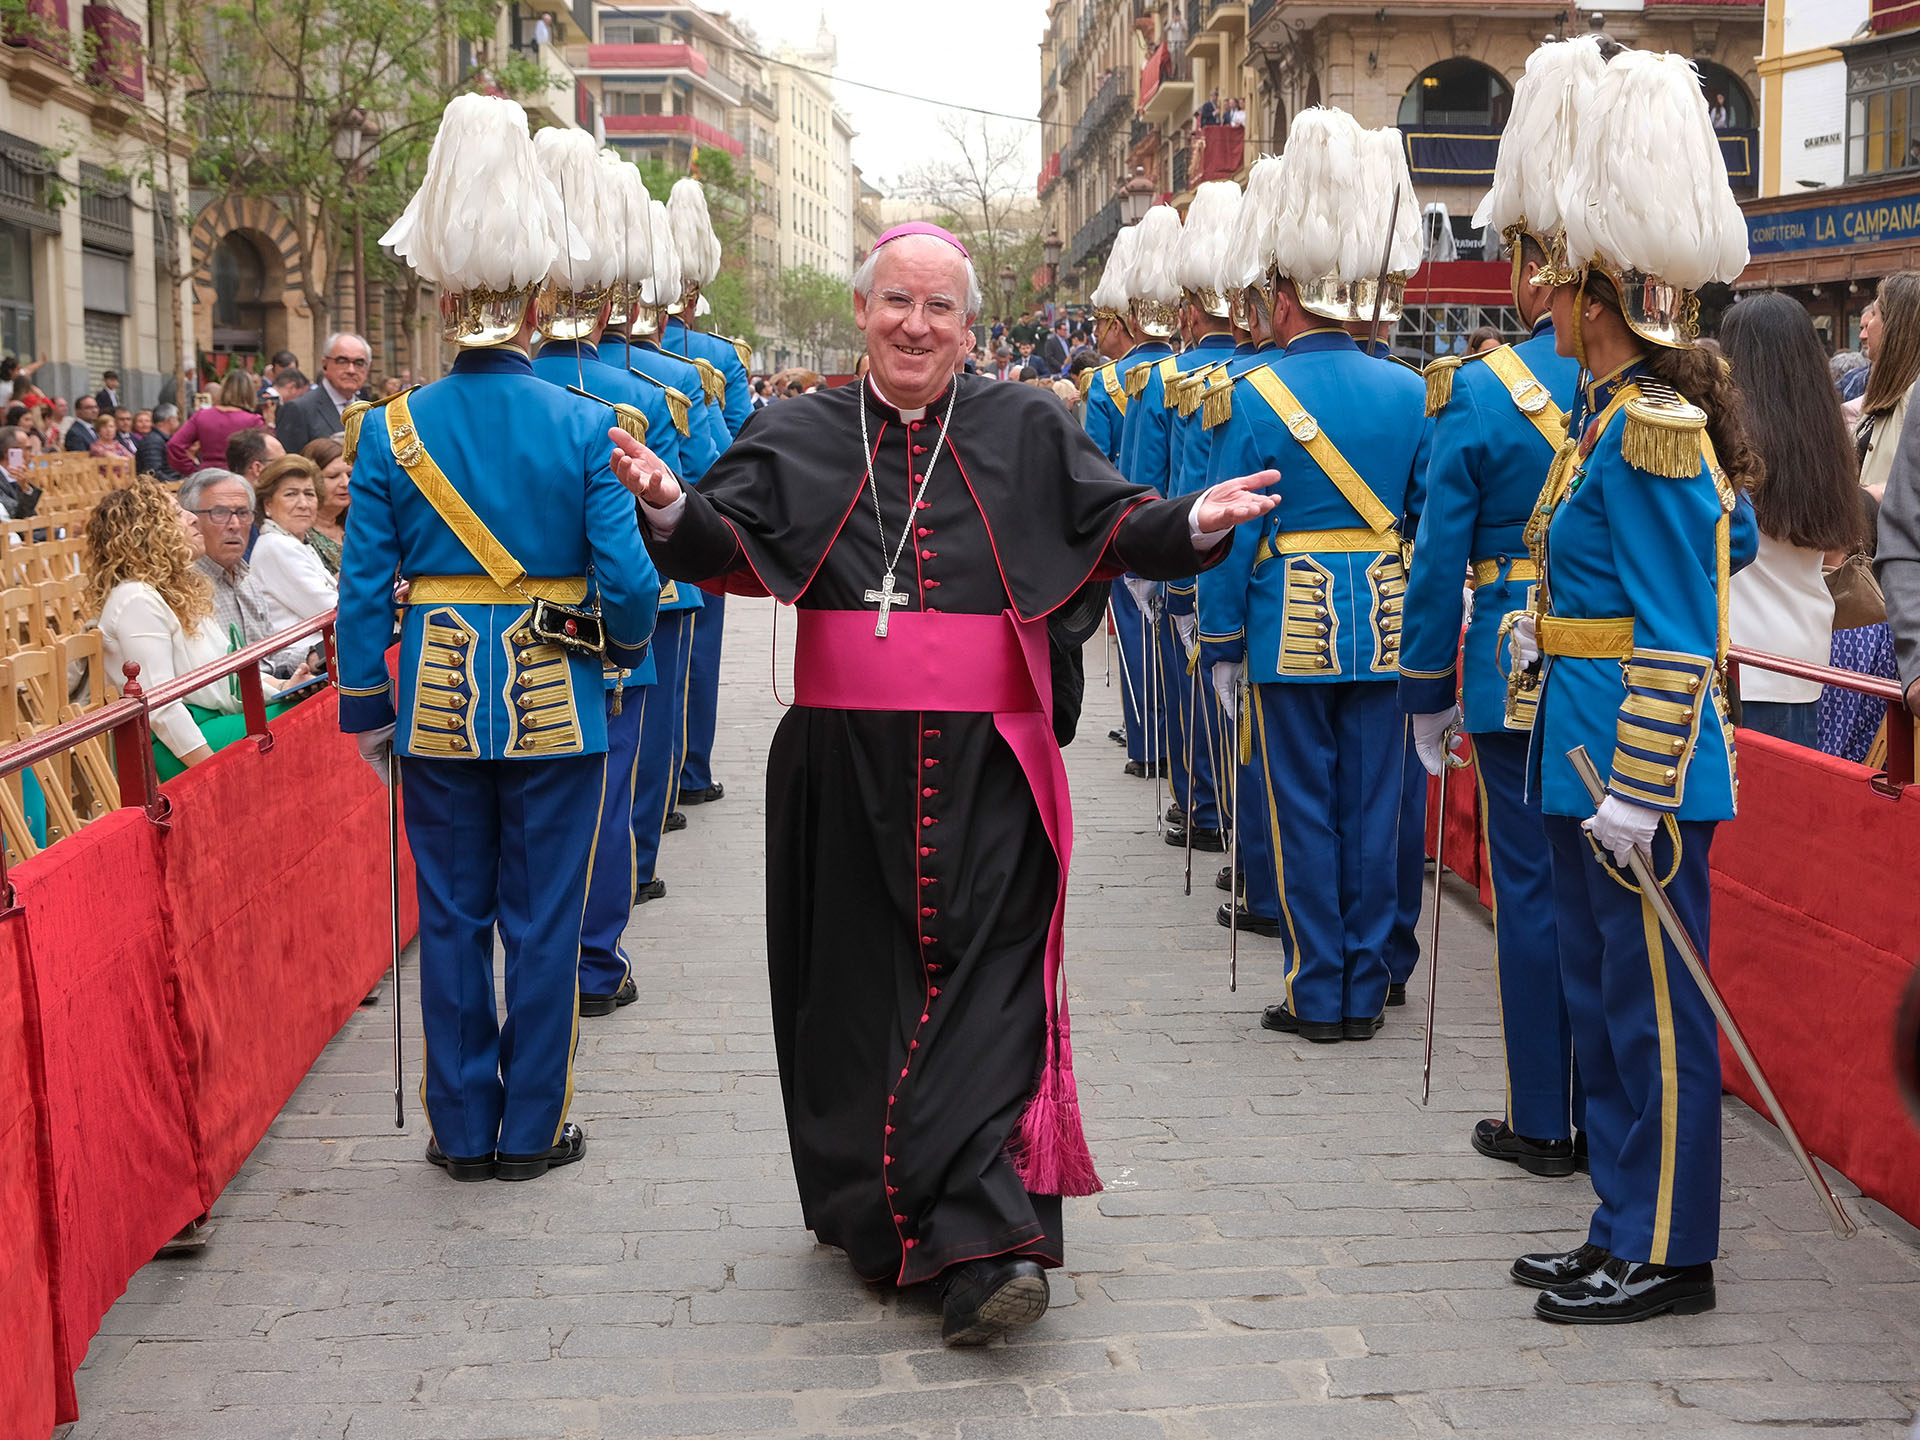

{"left": 601, "top": 112, "right": 743, "bottom": 158}
{"left": 1065, "top": 67, "right": 1125, "bottom": 167}
{"left": 584, "top": 42, "right": 741, "bottom": 104}
{"left": 1067, "top": 195, "right": 1121, "bottom": 270}
{"left": 1249, "top": 0, "right": 1277, "bottom": 33}
{"left": 1037, "top": 150, "right": 1062, "bottom": 198}
{"left": 1171, "top": 143, "right": 1189, "bottom": 195}
{"left": 78, "top": 163, "right": 133, "bottom": 254}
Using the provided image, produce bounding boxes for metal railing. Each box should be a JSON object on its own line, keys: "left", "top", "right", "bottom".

{"left": 1727, "top": 644, "right": 1914, "bottom": 794}
{"left": 1066, "top": 195, "right": 1121, "bottom": 270}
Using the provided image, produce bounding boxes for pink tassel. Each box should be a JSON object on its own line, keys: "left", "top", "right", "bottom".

{"left": 1010, "top": 1034, "right": 1102, "bottom": 1197}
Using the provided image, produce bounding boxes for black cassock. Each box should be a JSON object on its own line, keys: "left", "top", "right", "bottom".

{"left": 646, "top": 374, "right": 1216, "bottom": 1285}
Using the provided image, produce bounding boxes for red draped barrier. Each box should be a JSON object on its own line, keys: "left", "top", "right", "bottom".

{"left": 0, "top": 910, "right": 60, "bottom": 1440}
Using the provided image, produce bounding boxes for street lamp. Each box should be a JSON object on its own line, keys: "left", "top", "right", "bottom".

{"left": 998, "top": 264, "right": 1016, "bottom": 317}
{"left": 1119, "top": 166, "right": 1155, "bottom": 226}
{"left": 1043, "top": 230, "right": 1062, "bottom": 291}
{"left": 332, "top": 106, "right": 379, "bottom": 337}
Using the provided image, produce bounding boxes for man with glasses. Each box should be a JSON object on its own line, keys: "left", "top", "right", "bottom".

{"left": 278, "top": 332, "right": 372, "bottom": 455}
{"left": 181, "top": 467, "right": 272, "bottom": 646}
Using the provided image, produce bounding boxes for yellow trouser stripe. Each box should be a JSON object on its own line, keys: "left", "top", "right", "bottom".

{"left": 558, "top": 753, "right": 609, "bottom": 1143}
{"left": 1253, "top": 700, "right": 1306, "bottom": 1008}
{"left": 1640, "top": 895, "right": 1680, "bottom": 1265}
{"left": 1470, "top": 558, "right": 1540, "bottom": 588}
{"left": 1538, "top": 616, "right": 1634, "bottom": 659}
{"left": 408, "top": 575, "right": 589, "bottom": 605}
{"left": 1476, "top": 759, "right": 1512, "bottom": 1126}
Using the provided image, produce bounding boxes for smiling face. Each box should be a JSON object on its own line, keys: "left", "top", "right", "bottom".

{"left": 853, "top": 235, "right": 975, "bottom": 410}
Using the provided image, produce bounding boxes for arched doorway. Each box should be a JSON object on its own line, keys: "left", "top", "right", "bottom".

{"left": 208, "top": 231, "right": 268, "bottom": 356}
{"left": 1695, "top": 61, "right": 1754, "bottom": 129}
{"left": 1398, "top": 59, "right": 1513, "bottom": 128}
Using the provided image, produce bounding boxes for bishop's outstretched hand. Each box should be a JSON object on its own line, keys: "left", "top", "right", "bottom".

{"left": 608, "top": 427, "right": 683, "bottom": 510}
{"left": 1193, "top": 470, "right": 1282, "bottom": 535}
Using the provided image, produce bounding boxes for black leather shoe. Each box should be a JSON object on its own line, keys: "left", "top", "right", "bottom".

{"left": 1386, "top": 983, "right": 1407, "bottom": 1007}
{"left": 1534, "top": 1257, "right": 1715, "bottom": 1324}
{"left": 579, "top": 974, "right": 637, "bottom": 1018}
{"left": 1473, "top": 1119, "right": 1577, "bottom": 1177}
{"left": 634, "top": 878, "right": 666, "bottom": 905}
{"left": 425, "top": 1137, "right": 495, "bottom": 1182}
{"left": 1573, "top": 1130, "right": 1589, "bottom": 1174}
{"left": 1165, "top": 804, "right": 1186, "bottom": 827}
{"left": 495, "top": 1123, "right": 587, "bottom": 1182}
{"left": 679, "top": 782, "right": 725, "bottom": 805}
{"left": 1260, "top": 1004, "right": 1344, "bottom": 1043}
{"left": 1511, "top": 1242, "right": 1611, "bottom": 1290}
{"left": 1216, "top": 903, "right": 1281, "bottom": 938}
{"left": 937, "top": 1257, "right": 1049, "bottom": 1346}
{"left": 663, "top": 810, "right": 688, "bottom": 833}
{"left": 1166, "top": 825, "right": 1226, "bottom": 852}
{"left": 1123, "top": 759, "right": 1169, "bottom": 778}
{"left": 1214, "top": 865, "right": 1243, "bottom": 894}
{"left": 1108, "top": 728, "right": 1126, "bottom": 746}
{"left": 1343, "top": 1013, "right": 1384, "bottom": 1041}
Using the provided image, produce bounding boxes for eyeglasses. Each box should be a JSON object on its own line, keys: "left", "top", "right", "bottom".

{"left": 192, "top": 505, "right": 253, "bottom": 526}
{"left": 875, "top": 292, "right": 963, "bottom": 326}
{"left": 325, "top": 354, "right": 370, "bottom": 368}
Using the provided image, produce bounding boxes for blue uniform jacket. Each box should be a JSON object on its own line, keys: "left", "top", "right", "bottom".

{"left": 664, "top": 316, "right": 753, "bottom": 440}
{"left": 1083, "top": 342, "right": 1174, "bottom": 464}
{"left": 1122, "top": 334, "right": 1239, "bottom": 615}
{"left": 1197, "top": 328, "right": 1424, "bottom": 683}
{"left": 1529, "top": 360, "right": 1737, "bottom": 821}
{"left": 599, "top": 334, "right": 725, "bottom": 483}
{"left": 1399, "top": 320, "right": 1579, "bottom": 731}
{"left": 335, "top": 347, "right": 659, "bottom": 758}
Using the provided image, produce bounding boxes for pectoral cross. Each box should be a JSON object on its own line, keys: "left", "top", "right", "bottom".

{"left": 864, "top": 572, "right": 908, "bottom": 638}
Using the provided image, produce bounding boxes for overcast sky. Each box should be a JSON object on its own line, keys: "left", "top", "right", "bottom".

{"left": 717, "top": 0, "right": 1048, "bottom": 193}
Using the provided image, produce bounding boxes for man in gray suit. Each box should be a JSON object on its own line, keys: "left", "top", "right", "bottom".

{"left": 274, "top": 332, "right": 370, "bottom": 455}
{"left": 1876, "top": 407, "right": 1920, "bottom": 710}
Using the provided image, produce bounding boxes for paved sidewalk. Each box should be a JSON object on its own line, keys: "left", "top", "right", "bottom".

{"left": 61, "top": 598, "right": 1920, "bottom": 1439}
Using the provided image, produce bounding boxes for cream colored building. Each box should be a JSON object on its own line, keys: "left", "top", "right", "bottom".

{"left": 773, "top": 23, "right": 855, "bottom": 280}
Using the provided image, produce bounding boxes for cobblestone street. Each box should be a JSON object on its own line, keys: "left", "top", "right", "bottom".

{"left": 59, "top": 597, "right": 1920, "bottom": 1439}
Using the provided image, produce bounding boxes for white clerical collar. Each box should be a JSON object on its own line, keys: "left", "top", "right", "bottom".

{"left": 866, "top": 376, "right": 926, "bottom": 423}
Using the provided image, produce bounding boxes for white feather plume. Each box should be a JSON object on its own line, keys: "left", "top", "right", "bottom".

{"left": 1561, "top": 49, "right": 1749, "bottom": 290}
{"left": 1129, "top": 205, "right": 1184, "bottom": 303}
{"left": 600, "top": 149, "right": 654, "bottom": 286}
{"left": 1473, "top": 35, "right": 1608, "bottom": 236}
{"left": 1362, "top": 128, "right": 1424, "bottom": 275}
{"left": 1090, "top": 224, "right": 1139, "bottom": 311}
{"left": 533, "top": 127, "right": 621, "bottom": 292}
{"left": 667, "top": 177, "right": 722, "bottom": 287}
{"left": 1223, "top": 154, "right": 1287, "bottom": 292}
{"left": 1176, "top": 181, "right": 1243, "bottom": 295}
{"left": 379, "top": 95, "right": 562, "bottom": 292}
{"left": 643, "top": 199, "right": 682, "bottom": 307}
{"left": 1273, "top": 108, "right": 1366, "bottom": 284}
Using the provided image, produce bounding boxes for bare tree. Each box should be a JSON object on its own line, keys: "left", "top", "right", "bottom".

{"left": 893, "top": 117, "right": 1041, "bottom": 321}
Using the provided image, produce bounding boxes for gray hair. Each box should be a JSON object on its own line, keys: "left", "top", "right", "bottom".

{"left": 852, "top": 238, "right": 983, "bottom": 319}
{"left": 152, "top": 403, "right": 178, "bottom": 424}
{"left": 178, "top": 467, "right": 255, "bottom": 515}
{"left": 322, "top": 332, "right": 371, "bottom": 361}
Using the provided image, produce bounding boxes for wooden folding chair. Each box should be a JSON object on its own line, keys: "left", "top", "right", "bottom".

{"left": 51, "top": 631, "right": 117, "bottom": 823}
{"left": 0, "top": 585, "right": 46, "bottom": 656}
{"left": 38, "top": 576, "right": 87, "bottom": 639}
{"left": 0, "top": 658, "right": 37, "bottom": 866}
{"left": 4, "top": 646, "right": 83, "bottom": 843}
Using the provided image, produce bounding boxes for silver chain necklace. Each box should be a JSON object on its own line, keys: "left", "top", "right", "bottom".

{"left": 858, "top": 379, "right": 959, "bottom": 637}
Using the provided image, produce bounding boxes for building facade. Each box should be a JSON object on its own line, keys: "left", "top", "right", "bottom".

{"left": 0, "top": 0, "right": 194, "bottom": 407}
{"left": 773, "top": 25, "right": 855, "bottom": 280}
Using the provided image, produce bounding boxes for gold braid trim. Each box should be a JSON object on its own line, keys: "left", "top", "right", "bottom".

{"left": 728, "top": 335, "right": 752, "bottom": 372}
{"left": 612, "top": 402, "right": 649, "bottom": 445}
{"left": 1424, "top": 355, "right": 1463, "bottom": 416}
{"left": 1125, "top": 362, "right": 1153, "bottom": 399}
{"left": 341, "top": 390, "right": 406, "bottom": 467}
{"left": 691, "top": 355, "right": 726, "bottom": 405}
{"left": 1076, "top": 367, "right": 1096, "bottom": 400}
{"left": 1620, "top": 391, "right": 1707, "bottom": 480}
{"left": 1201, "top": 375, "right": 1234, "bottom": 430}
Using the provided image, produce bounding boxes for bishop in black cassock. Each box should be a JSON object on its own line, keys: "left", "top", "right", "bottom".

{"left": 612, "top": 223, "right": 1277, "bottom": 1346}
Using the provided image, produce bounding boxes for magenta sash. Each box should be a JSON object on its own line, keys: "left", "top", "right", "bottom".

{"left": 792, "top": 607, "right": 1100, "bottom": 1196}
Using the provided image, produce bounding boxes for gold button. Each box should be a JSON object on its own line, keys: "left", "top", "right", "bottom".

{"left": 526, "top": 714, "right": 539, "bottom": 728}
{"left": 1670, "top": 739, "right": 1685, "bottom": 755}
{"left": 450, "top": 695, "right": 467, "bottom": 710}
{"left": 520, "top": 736, "right": 536, "bottom": 749}
{"left": 1682, "top": 708, "right": 1695, "bottom": 721}
{"left": 517, "top": 650, "right": 537, "bottom": 665}
{"left": 513, "top": 629, "right": 533, "bottom": 644}
{"left": 1664, "top": 768, "right": 1678, "bottom": 781}
{"left": 1685, "top": 676, "right": 1702, "bottom": 693}
{"left": 449, "top": 736, "right": 467, "bottom": 751}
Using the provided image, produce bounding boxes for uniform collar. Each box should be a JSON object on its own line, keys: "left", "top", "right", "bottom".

{"left": 451, "top": 347, "right": 534, "bottom": 376}
{"left": 1283, "top": 327, "right": 1357, "bottom": 356}
{"left": 1352, "top": 334, "right": 1391, "bottom": 359}
{"left": 1530, "top": 314, "right": 1555, "bottom": 340}
{"left": 1192, "top": 333, "right": 1237, "bottom": 353}
{"left": 1584, "top": 356, "right": 1646, "bottom": 415}
{"left": 537, "top": 338, "right": 599, "bottom": 365}
{"left": 1121, "top": 340, "right": 1173, "bottom": 364}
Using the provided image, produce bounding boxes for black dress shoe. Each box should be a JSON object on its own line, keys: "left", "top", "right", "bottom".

{"left": 1511, "top": 1242, "right": 1611, "bottom": 1290}
{"left": 1166, "top": 825, "right": 1225, "bottom": 852}
{"left": 1386, "top": 983, "right": 1407, "bottom": 1007}
{"left": 1108, "top": 728, "right": 1126, "bottom": 746}
{"left": 495, "top": 1122, "right": 587, "bottom": 1182}
{"left": 1260, "top": 1004, "right": 1344, "bottom": 1043}
{"left": 1165, "top": 804, "right": 1187, "bottom": 827}
{"left": 1216, "top": 903, "right": 1281, "bottom": 938}
{"left": 426, "top": 1137, "right": 496, "bottom": 1182}
{"left": 1123, "top": 759, "right": 1170, "bottom": 778}
{"left": 1215, "top": 864, "right": 1244, "bottom": 894}
{"left": 1535, "top": 1257, "right": 1715, "bottom": 1324}
{"left": 579, "top": 974, "right": 637, "bottom": 1018}
{"left": 1573, "top": 1130, "right": 1589, "bottom": 1174}
{"left": 679, "top": 781, "right": 725, "bottom": 805}
{"left": 634, "top": 878, "right": 666, "bottom": 905}
{"left": 663, "top": 810, "right": 688, "bottom": 833}
{"left": 937, "top": 1257, "right": 1050, "bottom": 1346}
{"left": 1472, "top": 1119, "right": 1577, "bottom": 1177}
{"left": 1342, "top": 1013, "right": 1384, "bottom": 1041}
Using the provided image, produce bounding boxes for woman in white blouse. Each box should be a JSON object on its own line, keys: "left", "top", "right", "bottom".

{"left": 86, "top": 481, "right": 308, "bottom": 778}
{"left": 249, "top": 454, "right": 339, "bottom": 638}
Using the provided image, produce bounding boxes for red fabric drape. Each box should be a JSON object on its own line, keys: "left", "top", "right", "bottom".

{"left": 1197, "top": 125, "right": 1245, "bottom": 183}
{"left": 0, "top": 909, "right": 61, "bottom": 1439}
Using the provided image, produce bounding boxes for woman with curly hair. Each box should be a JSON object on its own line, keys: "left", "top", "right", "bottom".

{"left": 86, "top": 480, "right": 308, "bottom": 778}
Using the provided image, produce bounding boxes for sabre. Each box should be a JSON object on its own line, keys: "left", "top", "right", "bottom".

{"left": 386, "top": 749, "right": 405, "bottom": 1129}
{"left": 1421, "top": 721, "right": 1468, "bottom": 1106}
{"left": 1149, "top": 599, "right": 1168, "bottom": 836}
{"left": 1141, "top": 604, "right": 1157, "bottom": 831}
{"left": 1228, "top": 678, "right": 1243, "bottom": 992}
{"left": 1183, "top": 649, "right": 1197, "bottom": 895}
{"left": 1366, "top": 182, "right": 1403, "bottom": 357}
{"left": 1109, "top": 599, "right": 1141, "bottom": 717}
{"left": 1567, "top": 746, "right": 1855, "bottom": 1240}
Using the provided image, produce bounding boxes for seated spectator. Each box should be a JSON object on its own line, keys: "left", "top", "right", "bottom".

{"left": 131, "top": 408, "right": 153, "bottom": 436}
{"left": 85, "top": 480, "right": 308, "bottom": 779}
{"left": 227, "top": 424, "right": 284, "bottom": 488}
{"left": 248, "top": 454, "right": 338, "bottom": 640}
{"left": 168, "top": 369, "right": 264, "bottom": 475}
{"left": 88, "top": 412, "right": 135, "bottom": 460}
{"left": 180, "top": 467, "right": 271, "bottom": 646}
{"left": 136, "top": 403, "right": 182, "bottom": 479}
{"left": 0, "top": 425, "right": 42, "bottom": 519}
{"left": 274, "top": 368, "right": 311, "bottom": 404}
{"left": 1467, "top": 326, "right": 1503, "bottom": 355}
{"left": 1857, "top": 277, "right": 1919, "bottom": 500}
{"left": 303, "top": 436, "right": 348, "bottom": 575}
{"left": 64, "top": 395, "right": 101, "bottom": 452}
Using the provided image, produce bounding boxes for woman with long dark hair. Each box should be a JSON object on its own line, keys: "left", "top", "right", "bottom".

{"left": 1857, "top": 272, "right": 1920, "bottom": 499}
{"left": 1718, "top": 293, "right": 1858, "bottom": 745}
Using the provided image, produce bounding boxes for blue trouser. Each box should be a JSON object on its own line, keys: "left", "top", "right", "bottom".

{"left": 1250, "top": 680, "right": 1399, "bottom": 1023}
{"left": 1110, "top": 579, "right": 1157, "bottom": 764}
{"left": 402, "top": 751, "right": 605, "bottom": 1159}
{"left": 680, "top": 590, "right": 725, "bottom": 793}
{"left": 634, "top": 610, "right": 696, "bottom": 884}
{"left": 579, "top": 686, "right": 646, "bottom": 998}
{"left": 1386, "top": 721, "right": 1425, "bottom": 986}
{"left": 1474, "top": 731, "right": 1578, "bottom": 1141}
{"left": 1161, "top": 614, "right": 1221, "bottom": 830}
{"left": 1545, "top": 814, "right": 1721, "bottom": 1267}
{"left": 1224, "top": 690, "right": 1279, "bottom": 921}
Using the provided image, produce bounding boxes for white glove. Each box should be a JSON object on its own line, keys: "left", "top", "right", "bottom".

{"left": 1172, "top": 612, "right": 1198, "bottom": 652}
{"left": 1125, "top": 575, "right": 1159, "bottom": 615}
{"left": 356, "top": 724, "right": 396, "bottom": 786}
{"left": 1410, "top": 707, "right": 1460, "bottom": 778}
{"left": 1211, "top": 660, "right": 1243, "bottom": 717}
{"left": 1583, "top": 793, "right": 1660, "bottom": 869}
{"left": 1508, "top": 610, "right": 1539, "bottom": 669}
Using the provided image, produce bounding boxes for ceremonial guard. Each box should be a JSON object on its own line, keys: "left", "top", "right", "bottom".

{"left": 1085, "top": 224, "right": 1175, "bottom": 777}
{"left": 1399, "top": 38, "right": 1602, "bottom": 1174}
{"left": 335, "top": 96, "right": 659, "bottom": 1180}
{"left": 1119, "top": 192, "right": 1242, "bottom": 854}
{"left": 527, "top": 130, "right": 681, "bottom": 1014}
{"left": 666, "top": 178, "right": 751, "bottom": 808}
{"left": 1197, "top": 108, "right": 1427, "bottom": 1041}
{"left": 1504, "top": 48, "right": 1757, "bottom": 1321}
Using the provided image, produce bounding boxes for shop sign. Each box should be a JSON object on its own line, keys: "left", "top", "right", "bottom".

{"left": 1750, "top": 186, "right": 1920, "bottom": 255}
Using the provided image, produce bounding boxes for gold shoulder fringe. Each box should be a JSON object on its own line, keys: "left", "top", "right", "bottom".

{"left": 1125, "top": 363, "right": 1152, "bottom": 400}
{"left": 662, "top": 386, "right": 692, "bottom": 436}
{"left": 1424, "top": 355, "right": 1463, "bottom": 417}
{"left": 612, "top": 402, "right": 649, "bottom": 445}
{"left": 728, "top": 336, "right": 752, "bottom": 372}
{"left": 1077, "top": 367, "right": 1097, "bottom": 400}
{"left": 341, "top": 389, "right": 407, "bottom": 467}
{"left": 1621, "top": 394, "right": 1707, "bottom": 479}
{"left": 691, "top": 355, "right": 727, "bottom": 405}
{"left": 1201, "top": 377, "right": 1234, "bottom": 430}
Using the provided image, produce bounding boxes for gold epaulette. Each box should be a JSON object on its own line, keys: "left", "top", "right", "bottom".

{"left": 612, "top": 402, "right": 649, "bottom": 445}
{"left": 624, "top": 368, "right": 694, "bottom": 436}
{"left": 1174, "top": 363, "right": 1226, "bottom": 417}
{"left": 726, "top": 335, "right": 753, "bottom": 372}
{"left": 341, "top": 388, "right": 410, "bottom": 467}
{"left": 1200, "top": 371, "right": 1234, "bottom": 430}
{"left": 1423, "top": 355, "right": 1464, "bottom": 416}
{"left": 1076, "top": 367, "right": 1096, "bottom": 400}
{"left": 690, "top": 355, "right": 727, "bottom": 405}
{"left": 1124, "top": 363, "right": 1152, "bottom": 400}
{"left": 1621, "top": 388, "right": 1708, "bottom": 480}
{"left": 1157, "top": 356, "right": 1181, "bottom": 391}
